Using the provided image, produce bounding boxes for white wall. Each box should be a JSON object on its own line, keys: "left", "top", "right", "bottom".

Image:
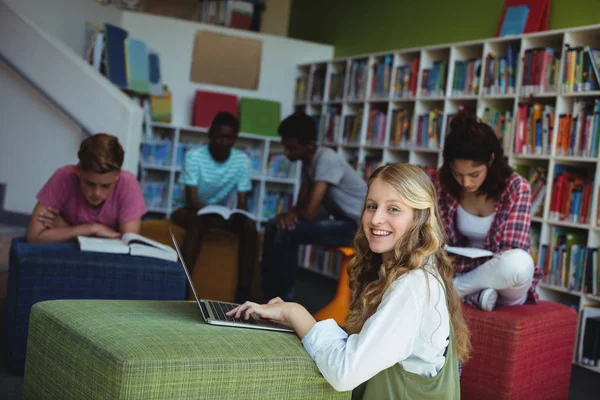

{"left": 121, "top": 11, "right": 333, "bottom": 125}
{"left": 4, "top": 0, "right": 122, "bottom": 56}
{"left": 0, "top": 61, "right": 82, "bottom": 214}
{"left": 0, "top": 1, "right": 143, "bottom": 215}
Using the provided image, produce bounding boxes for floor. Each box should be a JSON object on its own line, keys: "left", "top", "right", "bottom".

{"left": 0, "top": 225, "right": 599, "bottom": 399}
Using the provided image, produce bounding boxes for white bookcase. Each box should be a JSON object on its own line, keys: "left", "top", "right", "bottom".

{"left": 294, "top": 23, "right": 600, "bottom": 374}
{"left": 139, "top": 122, "right": 301, "bottom": 229}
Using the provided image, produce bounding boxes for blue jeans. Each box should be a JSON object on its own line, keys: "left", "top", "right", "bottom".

{"left": 261, "top": 219, "right": 358, "bottom": 301}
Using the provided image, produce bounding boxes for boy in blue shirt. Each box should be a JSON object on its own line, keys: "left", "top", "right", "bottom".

{"left": 172, "top": 112, "right": 257, "bottom": 303}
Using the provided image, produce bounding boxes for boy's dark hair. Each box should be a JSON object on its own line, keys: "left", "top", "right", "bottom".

{"left": 78, "top": 133, "right": 124, "bottom": 173}
{"left": 439, "top": 112, "right": 513, "bottom": 200}
{"left": 210, "top": 112, "right": 239, "bottom": 132}
{"left": 278, "top": 112, "right": 317, "bottom": 144}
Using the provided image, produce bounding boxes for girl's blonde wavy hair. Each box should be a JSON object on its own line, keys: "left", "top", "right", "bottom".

{"left": 343, "top": 163, "right": 471, "bottom": 362}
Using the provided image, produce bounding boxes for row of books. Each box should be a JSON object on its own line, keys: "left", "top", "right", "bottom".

{"left": 142, "top": 180, "right": 169, "bottom": 209}
{"left": 451, "top": 59, "right": 481, "bottom": 96}
{"left": 539, "top": 229, "right": 597, "bottom": 294}
{"left": 415, "top": 109, "right": 443, "bottom": 148}
{"left": 311, "top": 69, "right": 326, "bottom": 102}
{"left": 480, "top": 108, "right": 513, "bottom": 152}
{"left": 295, "top": 76, "right": 309, "bottom": 102}
{"left": 561, "top": 46, "right": 600, "bottom": 93}
{"left": 517, "top": 165, "right": 547, "bottom": 218}
{"left": 296, "top": 46, "right": 598, "bottom": 104}
{"left": 520, "top": 47, "right": 561, "bottom": 95}
{"left": 348, "top": 59, "right": 368, "bottom": 100}
{"left": 549, "top": 166, "right": 594, "bottom": 225}
{"left": 298, "top": 245, "right": 345, "bottom": 279}
{"left": 390, "top": 108, "right": 412, "bottom": 148}
{"left": 420, "top": 61, "right": 448, "bottom": 97}
{"left": 314, "top": 110, "right": 341, "bottom": 145}
{"left": 371, "top": 56, "right": 394, "bottom": 99}
{"left": 262, "top": 192, "right": 293, "bottom": 219}
{"left": 343, "top": 113, "right": 364, "bottom": 144}
{"left": 556, "top": 99, "right": 600, "bottom": 158}
{"left": 329, "top": 70, "right": 345, "bottom": 102}
{"left": 482, "top": 44, "right": 518, "bottom": 95}
{"left": 362, "top": 157, "right": 384, "bottom": 181}
{"left": 365, "top": 110, "right": 387, "bottom": 146}
{"left": 394, "top": 59, "right": 420, "bottom": 99}
{"left": 514, "top": 103, "right": 554, "bottom": 156}
{"left": 141, "top": 139, "right": 172, "bottom": 166}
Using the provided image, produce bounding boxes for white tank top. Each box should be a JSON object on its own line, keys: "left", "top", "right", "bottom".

{"left": 456, "top": 204, "right": 495, "bottom": 249}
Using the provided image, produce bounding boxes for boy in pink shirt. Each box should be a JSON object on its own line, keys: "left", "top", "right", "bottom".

{"left": 26, "top": 133, "right": 147, "bottom": 243}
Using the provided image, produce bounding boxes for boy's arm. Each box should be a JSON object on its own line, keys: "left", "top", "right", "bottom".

{"left": 184, "top": 186, "right": 204, "bottom": 211}
{"left": 237, "top": 191, "right": 248, "bottom": 211}
{"left": 294, "top": 181, "right": 328, "bottom": 221}
{"left": 119, "top": 219, "right": 141, "bottom": 235}
{"left": 26, "top": 202, "right": 118, "bottom": 243}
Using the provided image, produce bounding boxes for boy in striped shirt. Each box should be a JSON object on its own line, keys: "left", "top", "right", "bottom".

{"left": 172, "top": 112, "right": 258, "bottom": 303}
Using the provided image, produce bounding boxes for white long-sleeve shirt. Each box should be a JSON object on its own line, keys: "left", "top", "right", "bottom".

{"left": 301, "top": 266, "right": 450, "bottom": 392}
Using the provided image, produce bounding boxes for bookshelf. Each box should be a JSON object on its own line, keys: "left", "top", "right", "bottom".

{"left": 139, "top": 122, "right": 301, "bottom": 229}
{"left": 294, "top": 23, "right": 600, "bottom": 373}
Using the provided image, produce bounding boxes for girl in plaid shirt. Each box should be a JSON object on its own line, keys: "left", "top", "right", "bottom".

{"left": 436, "top": 113, "right": 542, "bottom": 311}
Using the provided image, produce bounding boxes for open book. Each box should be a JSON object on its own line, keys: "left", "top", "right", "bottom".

{"left": 445, "top": 245, "right": 494, "bottom": 259}
{"left": 77, "top": 233, "right": 178, "bottom": 262}
{"left": 197, "top": 205, "right": 256, "bottom": 221}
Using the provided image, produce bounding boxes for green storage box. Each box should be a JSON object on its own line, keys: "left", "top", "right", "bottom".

{"left": 239, "top": 97, "right": 281, "bottom": 137}
{"left": 23, "top": 300, "right": 350, "bottom": 400}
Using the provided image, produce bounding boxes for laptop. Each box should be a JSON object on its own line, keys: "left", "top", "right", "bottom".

{"left": 169, "top": 227, "right": 294, "bottom": 333}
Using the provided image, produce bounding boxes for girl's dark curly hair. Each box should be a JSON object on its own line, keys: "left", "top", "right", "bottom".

{"left": 439, "top": 112, "right": 513, "bottom": 200}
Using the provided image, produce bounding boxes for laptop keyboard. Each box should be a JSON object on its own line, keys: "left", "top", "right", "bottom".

{"left": 209, "top": 301, "right": 257, "bottom": 325}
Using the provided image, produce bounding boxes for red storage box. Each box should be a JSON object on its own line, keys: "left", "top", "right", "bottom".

{"left": 461, "top": 301, "right": 577, "bottom": 400}
{"left": 191, "top": 90, "right": 238, "bottom": 128}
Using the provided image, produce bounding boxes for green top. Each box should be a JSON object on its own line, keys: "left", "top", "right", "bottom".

{"left": 351, "top": 274, "right": 460, "bottom": 400}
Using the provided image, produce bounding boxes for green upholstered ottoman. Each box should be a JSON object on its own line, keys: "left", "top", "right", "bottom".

{"left": 22, "top": 300, "right": 350, "bottom": 400}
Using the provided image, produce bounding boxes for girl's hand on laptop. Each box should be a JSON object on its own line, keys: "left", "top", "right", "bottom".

{"left": 227, "top": 300, "right": 293, "bottom": 328}
{"left": 228, "top": 299, "right": 318, "bottom": 339}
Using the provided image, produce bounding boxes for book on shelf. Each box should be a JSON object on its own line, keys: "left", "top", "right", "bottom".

{"left": 348, "top": 59, "right": 368, "bottom": 99}
{"left": 483, "top": 43, "right": 518, "bottom": 95}
{"left": 555, "top": 99, "right": 600, "bottom": 158}
{"left": 481, "top": 107, "right": 513, "bottom": 152}
{"left": 366, "top": 109, "right": 387, "bottom": 146}
{"left": 78, "top": 233, "right": 178, "bottom": 262}
{"left": 445, "top": 246, "right": 494, "bottom": 259}
{"left": 514, "top": 102, "right": 554, "bottom": 155}
{"left": 452, "top": 58, "right": 482, "bottom": 96}
{"left": 311, "top": 68, "right": 326, "bottom": 102}
{"left": 295, "top": 75, "right": 308, "bottom": 102}
{"left": 562, "top": 46, "right": 600, "bottom": 93}
{"left": 520, "top": 47, "right": 560, "bottom": 95}
{"left": 298, "top": 244, "right": 345, "bottom": 279}
{"left": 329, "top": 68, "right": 345, "bottom": 101}
{"left": 549, "top": 166, "right": 593, "bottom": 225}
{"left": 343, "top": 112, "right": 363, "bottom": 145}
{"left": 578, "top": 307, "right": 600, "bottom": 367}
{"left": 390, "top": 108, "right": 412, "bottom": 148}
{"left": 197, "top": 205, "right": 256, "bottom": 221}
{"left": 371, "top": 56, "right": 393, "bottom": 98}
{"left": 394, "top": 58, "right": 419, "bottom": 98}
{"left": 415, "top": 109, "right": 442, "bottom": 148}
{"left": 420, "top": 60, "right": 447, "bottom": 97}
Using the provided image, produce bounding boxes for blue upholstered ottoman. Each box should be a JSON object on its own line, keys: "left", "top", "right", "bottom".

{"left": 3, "top": 237, "right": 186, "bottom": 372}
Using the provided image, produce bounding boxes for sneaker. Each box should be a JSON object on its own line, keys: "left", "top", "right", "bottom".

{"left": 464, "top": 288, "right": 498, "bottom": 312}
